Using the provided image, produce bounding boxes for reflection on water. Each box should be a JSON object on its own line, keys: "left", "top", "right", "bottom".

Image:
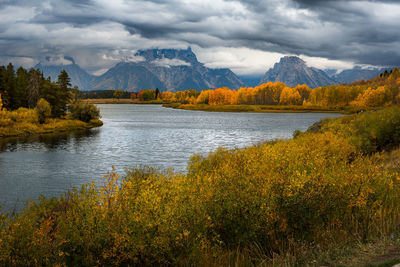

{"left": 0, "top": 104, "right": 342, "bottom": 212}
{"left": 0, "top": 129, "right": 99, "bottom": 152}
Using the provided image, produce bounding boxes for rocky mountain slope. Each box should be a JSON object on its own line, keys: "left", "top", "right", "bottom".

{"left": 93, "top": 48, "right": 244, "bottom": 92}
{"left": 36, "top": 48, "right": 244, "bottom": 92}
{"left": 260, "top": 56, "right": 335, "bottom": 88}
{"left": 36, "top": 62, "right": 94, "bottom": 91}
{"left": 333, "top": 66, "right": 386, "bottom": 84}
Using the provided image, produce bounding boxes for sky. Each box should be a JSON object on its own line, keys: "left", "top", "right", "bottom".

{"left": 0, "top": 0, "right": 399, "bottom": 76}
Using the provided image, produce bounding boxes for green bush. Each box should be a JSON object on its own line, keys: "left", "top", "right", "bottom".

{"left": 35, "top": 98, "right": 52, "bottom": 124}
{"left": 69, "top": 101, "right": 101, "bottom": 122}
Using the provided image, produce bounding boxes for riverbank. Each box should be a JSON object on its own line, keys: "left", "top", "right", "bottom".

{"left": 86, "top": 98, "right": 364, "bottom": 114}
{"left": 85, "top": 98, "right": 164, "bottom": 104}
{"left": 1, "top": 107, "right": 399, "bottom": 266}
{"left": 163, "top": 103, "right": 365, "bottom": 114}
{"left": 0, "top": 118, "right": 103, "bottom": 138}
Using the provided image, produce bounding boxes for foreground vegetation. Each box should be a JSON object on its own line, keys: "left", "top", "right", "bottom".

{"left": 1, "top": 107, "right": 400, "bottom": 265}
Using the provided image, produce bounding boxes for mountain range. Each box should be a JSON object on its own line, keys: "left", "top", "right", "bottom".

{"left": 260, "top": 56, "right": 388, "bottom": 88}
{"left": 36, "top": 48, "right": 244, "bottom": 92}
{"left": 36, "top": 49, "right": 389, "bottom": 91}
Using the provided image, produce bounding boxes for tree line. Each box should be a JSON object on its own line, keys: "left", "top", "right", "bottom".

{"left": 128, "top": 68, "right": 400, "bottom": 108}
{"left": 0, "top": 63, "right": 72, "bottom": 117}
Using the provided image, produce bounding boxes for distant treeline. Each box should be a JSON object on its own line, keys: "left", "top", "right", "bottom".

{"left": 155, "top": 68, "right": 400, "bottom": 107}
{"left": 0, "top": 63, "right": 72, "bottom": 117}
{"left": 80, "top": 90, "right": 131, "bottom": 99}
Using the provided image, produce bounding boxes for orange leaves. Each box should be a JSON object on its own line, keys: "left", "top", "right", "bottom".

{"left": 208, "top": 87, "right": 236, "bottom": 105}
{"left": 350, "top": 86, "right": 392, "bottom": 107}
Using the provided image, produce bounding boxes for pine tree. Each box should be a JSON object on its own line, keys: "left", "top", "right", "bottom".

{"left": 5, "top": 63, "right": 16, "bottom": 109}
{"left": 0, "top": 66, "right": 8, "bottom": 108}
{"left": 16, "top": 67, "right": 29, "bottom": 108}
{"left": 54, "top": 70, "right": 71, "bottom": 117}
{"left": 27, "top": 69, "right": 41, "bottom": 108}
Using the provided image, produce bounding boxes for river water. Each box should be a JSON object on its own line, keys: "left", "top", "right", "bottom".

{"left": 0, "top": 104, "right": 341, "bottom": 212}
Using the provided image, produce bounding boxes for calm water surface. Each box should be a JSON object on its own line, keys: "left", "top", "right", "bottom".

{"left": 0, "top": 104, "right": 341, "bottom": 211}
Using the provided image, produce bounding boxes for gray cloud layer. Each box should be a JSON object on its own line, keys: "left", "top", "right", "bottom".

{"left": 0, "top": 0, "right": 399, "bottom": 74}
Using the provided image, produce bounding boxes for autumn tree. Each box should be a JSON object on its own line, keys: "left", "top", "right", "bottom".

{"left": 113, "top": 89, "right": 123, "bottom": 100}
{"left": 351, "top": 86, "right": 391, "bottom": 107}
{"left": 280, "top": 87, "right": 302, "bottom": 105}
{"left": 138, "top": 89, "right": 156, "bottom": 101}
{"left": 196, "top": 90, "right": 211, "bottom": 104}
{"left": 295, "top": 84, "right": 311, "bottom": 102}
{"left": 36, "top": 98, "right": 52, "bottom": 124}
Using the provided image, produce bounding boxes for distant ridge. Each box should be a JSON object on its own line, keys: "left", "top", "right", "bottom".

{"left": 35, "top": 63, "right": 94, "bottom": 91}
{"left": 333, "top": 66, "right": 387, "bottom": 84}
{"left": 35, "top": 52, "right": 392, "bottom": 92}
{"left": 92, "top": 48, "right": 244, "bottom": 92}
{"left": 260, "top": 56, "right": 335, "bottom": 88}
{"left": 35, "top": 48, "right": 244, "bottom": 92}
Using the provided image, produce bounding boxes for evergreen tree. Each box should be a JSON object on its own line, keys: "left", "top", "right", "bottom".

{"left": 0, "top": 66, "right": 8, "bottom": 109}
{"left": 5, "top": 63, "right": 16, "bottom": 110}
{"left": 16, "top": 67, "right": 29, "bottom": 108}
{"left": 27, "top": 69, "right": 41, "bottom": 108}
{"left": 54, "top": 70, "right": 71, "bottom": 117}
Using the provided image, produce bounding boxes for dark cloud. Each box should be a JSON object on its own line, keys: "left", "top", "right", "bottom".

{"left": 0, "top": 0, "right": 399, "bottom": 74}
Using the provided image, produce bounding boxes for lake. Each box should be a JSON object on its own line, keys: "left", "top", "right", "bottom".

{"left": 0, "top": 104, "right": 342, "bottom": 212}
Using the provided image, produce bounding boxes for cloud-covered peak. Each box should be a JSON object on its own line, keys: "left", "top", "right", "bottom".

{"left": 38, "top": 55, "right": 75, "bottom": 66}
{"left": 151, "top": 58, "right": 191, "bottom": 68}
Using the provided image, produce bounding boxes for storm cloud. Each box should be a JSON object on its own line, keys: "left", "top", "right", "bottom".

{"left": 0, "top": 0, "right": 398, "bottom": 75}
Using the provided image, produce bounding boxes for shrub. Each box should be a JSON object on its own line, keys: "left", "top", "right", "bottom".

{"left": 1, "top": 108, "right": 400, "bottom": 265}
{"left": 317, "top": 107, "right": 400, "bottom": 154}
{"left": 69, "top": 101, "right": 101, "bottom": 122}
{"left": 35, "top": 98, "right": 52, "bottom": 124}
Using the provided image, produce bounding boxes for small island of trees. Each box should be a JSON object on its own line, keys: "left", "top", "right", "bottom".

{"left": 0, "top": 63, "right": 102, "bottom": 138}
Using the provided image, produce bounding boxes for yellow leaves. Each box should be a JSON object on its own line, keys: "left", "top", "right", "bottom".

{"left": 2, "top": 109, "right": 400, "bottom": 265}
{"left": 280, "top": 87, "right": 302, "bottom": 105}
{"left": 100, "top": 166, "right": 120, "bottom": 209}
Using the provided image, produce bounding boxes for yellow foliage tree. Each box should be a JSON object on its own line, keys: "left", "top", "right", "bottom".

{"left": 196, "top": 90, "right": 211, "bottom": 104}
{"left": 351, "top": 86, "right": 391, "bottom": 107}
{"left": 279, "top": 87, "right": 302, "bottom": 105}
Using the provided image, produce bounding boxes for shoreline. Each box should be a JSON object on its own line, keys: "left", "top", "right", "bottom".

{"left": 84, "top": 99, "right": 164, "bottom": 104}
{"left": 162, "top": 103, "right": 355, "bottom": 114}
{"left": 0, "top": 119, "right": 103, "bottom": 139}
{"left": 84, "top": 98, "right": 359, "bottom": 114}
